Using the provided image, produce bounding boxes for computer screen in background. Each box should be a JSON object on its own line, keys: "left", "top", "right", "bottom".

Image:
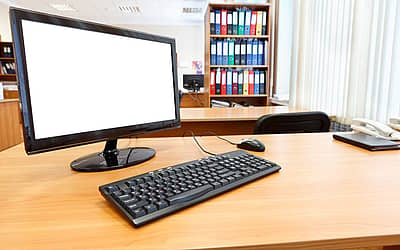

{"left": 10, "top": 8, "right": 180, "bottom": 172}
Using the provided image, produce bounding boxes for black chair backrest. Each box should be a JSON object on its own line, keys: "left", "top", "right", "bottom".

{"left": 254, "top": 111, "right": 331, "bottom": 134}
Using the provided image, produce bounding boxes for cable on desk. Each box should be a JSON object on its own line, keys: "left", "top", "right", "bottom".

{"left": 183, "top": 130, "right": 216, "bottom": 156}
{"left": 204, "top": 131, "right": 238, "bottom": 145}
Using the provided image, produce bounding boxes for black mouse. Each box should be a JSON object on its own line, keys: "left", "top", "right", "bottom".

{"left": 236, "top": 138, "right": 265, "bottom": 152}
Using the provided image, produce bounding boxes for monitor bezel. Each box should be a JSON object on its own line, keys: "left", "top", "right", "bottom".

{"left": 10, "top": 8, "right": 181, "bottom": 155}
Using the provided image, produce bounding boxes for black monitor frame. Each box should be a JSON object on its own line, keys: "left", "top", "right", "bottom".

{"left": 10, "top": 8, "right": 181, "bottom": 171}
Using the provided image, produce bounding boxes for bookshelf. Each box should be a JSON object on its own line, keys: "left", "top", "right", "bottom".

{"left": 204, "top": 2, "right": 272, "bottom": 107}
{"left": 0, "top": 41, "right": 16, "bottom": 82}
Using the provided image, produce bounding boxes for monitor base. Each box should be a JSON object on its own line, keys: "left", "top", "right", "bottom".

{"left": 70, "top": 140, "right": 155, "bottom": 172}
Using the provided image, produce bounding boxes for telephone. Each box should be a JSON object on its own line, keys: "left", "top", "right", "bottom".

{"left": 351, "top": 118, "right": 400, "bottom": 141}
{"left": 389, "top": 117, "right": 400, "bottom": 131}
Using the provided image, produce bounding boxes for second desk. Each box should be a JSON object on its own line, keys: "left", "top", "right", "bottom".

{"left": 145, "top": 106, "right": 304, "bottom": 137}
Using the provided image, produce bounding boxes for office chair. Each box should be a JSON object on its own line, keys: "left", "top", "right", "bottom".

{"left": 253, "top": 111, "right": 331, "bottom": 134}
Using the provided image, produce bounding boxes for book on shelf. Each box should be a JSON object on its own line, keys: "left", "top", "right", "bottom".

{"left": 221, "top": 69, "right": 227, "bottom": 95}
{"left": 243, "top": 69, "right": 249, "bottom": 95}
{"left": 222, "top": 39, "right": 228, "bottom": 65}
{"left": 250, "top": 11, "right": 257, "bottom": 35}
{"left": 227, "top": 10, "right": 233, "bottom": 35}
{"left": 262, "top": 11, "right": 267, "bottom": 35}
{"left": 256, "top": 11, "right": 263, "bottom": 36}
{"left": 210, "top": 70, "right": 215, "bottom": 95}
{"left": 215, "top": 10, "right": 221, "bottom": 35}
{"left": 211, "top": 39, "right": 216, "bottom": 65}
{"left": 232, "top": 11, "right": 238, "bottom": 35}
{"left": 221, "top": 9, "right": 227, "bottom": 35}
{"left": 210, "top": 10, "right": 215, "bottom": 35}
{"left": 216, "top": 40, "right": 223, "bottom": 65}
{"left": 227, "top": 69, "right": 232, "bottom": 95}
{"left": 240, "top": 40, "right": 246, "bottom": 65}
{"left": 232, "top": 70, "right": 238, "bottom": 94}
{"left": 260, "top": 71, "right": 265, "bottom": 94}
{"left": 215, "top": 69, "right": 221, "bottom": 94}
{"left": 254, "top": 70, "right": 260, "bottom": 94}
{"left": 248, "top": 70, "right": 254, "bottom": 95}
{"left": 234, "top": 40, "right": 240, "bottom": 65}
{"left": 252, "top": 39, "right": 258, "bottom": 65}
{"left": 238, "top": 9, "right": 245, "bottom": 35}
{"left": 258, "top": 40, "right": 264, "bottom": 65}
{"left": 246, "top": 39, "right": 252, "bottom": 65}
{"left": 244, "top": 9, "right": 252, "bottom": 35}
{"left": 238, "top": 70, "right": 243, "bottom": 94}
{"left": 228, "top": 39, "right": 234, "bottom": 65}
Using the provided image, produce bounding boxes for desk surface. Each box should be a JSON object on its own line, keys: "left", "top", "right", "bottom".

{"left": 1, "top": 134, "right": 400, "bottom": 249}
{"left": 180, "top": 106, "right": 306, "bottom": 122}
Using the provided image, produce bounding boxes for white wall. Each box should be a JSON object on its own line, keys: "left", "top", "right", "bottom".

{"left": 0, "top": 2, "right": 12, "bottom": 41}
{"left": 120, "top": 24, "right": 204, "bottom": 90}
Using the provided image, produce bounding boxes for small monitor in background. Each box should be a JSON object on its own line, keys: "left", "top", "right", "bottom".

{"left": 183, "top": 74, "right": 204, "bottom": 92}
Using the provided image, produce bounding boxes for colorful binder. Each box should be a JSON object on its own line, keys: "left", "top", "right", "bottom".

{"left": 210, "top": 10, "right": 215, "bottom": 35}
{"left": 243, "top": 69, "right": 249, "bottom": 95}
{"left": 227, "top": 69, "right": 232, "bottom": 95}
{"left": 215, "top": 10, "right": 221, "bottom": 35}
{"left": 238, "top": 9, "right": 245, "bottom": 35}
{"left": 210, "top": 70, "right": 216, "bottom": 94}
{"left": 228, "top": 39, "right": 235, "bottom": 65}
{"left": 246, "top": 39, "right": 252, "bottom": 65}
{"left": 222, "top": 39, "right": 228, "bottom": 65}
{"left": 244, "top": 10, "right": 252, "bottom": 35}
{"left": 217, "top": 40, "right": 223, "bottom": 65}
{"left": 210, "top": 39, "right": 217, "bottom": 65}
{"left": 221, "top": 10, "right": 227, "bottom": 35}
{"left": 240, "top": 40, "right": 246, "bottom": 65}
{"left": 254, "top": 70, "right": 260, "bottom": 94}
{"left": 250, "top": 11, "right": 257, "bottom": 36}
{"left": 227, "top": 11, "right": 233, "bottom": 35}
{"left": 262, "top": 11, "right": 267, "bottom": 35}
{"left": 215, "top": 69, "right": 221, "bottom": 94}
{"left": 234, "top": 40, "right": 240, "bottom": 65}
{"left": 221, "top": 69, "right": 227, "bottom": 95}
{"left": 252, "top": 39, "right": 258, "bottom": 65}
{"left": 232, "top": 11, "right": 238, "bottom": 35}
{"left": 258, "top": 40, "right": 264, "bottom": 65}
{"left": 256, "top": 11, "right": 263, "bottom": 36}
{"left": 248, "top": 70, "right": 254, "bottom": 95}
{"left": 232, "top": 70, "right": 238, "bottom": 94}
{"left": 259, "top": 71, "right": 265, "bottom": 94}
{"left": 238, "top": 70, "right": 243, "bottom": 94}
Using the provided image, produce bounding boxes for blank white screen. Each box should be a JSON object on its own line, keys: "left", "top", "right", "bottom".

{"left": 21, "top": 20, "right": 176, "bottom": 139}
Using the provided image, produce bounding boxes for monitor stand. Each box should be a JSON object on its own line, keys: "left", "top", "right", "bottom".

{"left": 70, "top": 139, "right": 155, "bottom": 172}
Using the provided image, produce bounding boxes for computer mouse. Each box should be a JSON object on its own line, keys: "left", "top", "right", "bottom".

{"left": 237, "top": 138, "right": 266, "bottom": 152}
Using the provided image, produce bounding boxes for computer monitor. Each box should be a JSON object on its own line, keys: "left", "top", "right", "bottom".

{"left": 183, "top": 74, "right": 204, "bottom": 92}
{"left": 10, "top": 8, "right": 180, "bottom": 172}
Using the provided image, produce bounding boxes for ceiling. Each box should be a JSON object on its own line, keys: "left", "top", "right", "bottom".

{"left": 0, "top": 0, "right": 215, "bottom": 26}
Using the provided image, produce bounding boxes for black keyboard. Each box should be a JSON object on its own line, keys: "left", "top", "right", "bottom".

{"left": 99, "top": 150, "right": 281, "bottom": 227}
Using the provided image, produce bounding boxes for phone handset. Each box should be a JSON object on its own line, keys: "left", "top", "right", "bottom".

{"left": 389, "top": 117, "right": 400, "bottom": 131}
{"left": 351, "top": 118, "right": 400, "bottom": 141}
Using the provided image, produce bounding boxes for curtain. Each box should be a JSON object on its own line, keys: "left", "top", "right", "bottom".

{"left": 289, "top": 0, "right": 400, "bottom": 124}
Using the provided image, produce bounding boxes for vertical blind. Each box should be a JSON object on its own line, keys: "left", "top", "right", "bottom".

{"left": 289, "top": 0, "right": 400, "bottom": 124}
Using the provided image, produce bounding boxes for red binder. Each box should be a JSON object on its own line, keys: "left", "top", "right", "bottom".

{"left": 250, "top": 11, "right": 257, "bottom": 36}
{"left": 248, "top": 70, "right": 254, "bottom": 95}
{"left": 221, "top": 10, "right": 227, "bottom": 35}
{"left": 210, "top": 70, "right": 215, "bottom": 95}
{"left": 232, "top": 70, "right": 238, "bottom": 94}
{"left": 221, "top": 69, "right": 227, "bottom": 95}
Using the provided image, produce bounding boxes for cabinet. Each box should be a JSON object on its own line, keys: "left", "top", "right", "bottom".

{"left": 204, "top": 2, "right": 272, "bottom": 107}
{"left": 0, "top": 41, "right": 17, "bottom": 82}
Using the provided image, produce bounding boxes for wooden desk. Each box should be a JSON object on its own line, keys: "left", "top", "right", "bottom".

{"left": 1, "top": 133, "right": 400, "bottom": 249}
{"left": 146, "top": 106, "right": 306, "bottom": 137}
{"left": 0, "top": 98, "right": 22, "bottom": 151}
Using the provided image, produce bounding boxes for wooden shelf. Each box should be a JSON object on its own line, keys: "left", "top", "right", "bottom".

{"left": 210, "top": 65, "right": 268, "bottom": 69}
{"left": 210, "top": 35, "right": 269, "bottom": 39}
{"left": 0, "top": 57, "right": 14, "bottom": 61}
{"left": 211, "top": 94, "right": 268, "bottom": 98}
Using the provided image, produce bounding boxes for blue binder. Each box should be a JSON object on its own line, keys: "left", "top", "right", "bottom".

{"left": 210, "top": 39, "right": 217, "bottom": 65}
{"left": 227, "top": 69, "right": 232, "bottom": 95}
{"left": 254, "top": 70, "right": 260, "bottom": 94}
{"left": 246, "top": 39, "right": 252, "bottom": 65}
{"left": 258, "top": 40, "right": 264, "bottom": 65}
{"left": 259, "top": 71, "right": 265, "bottom": 94}
{"left": 244, "top": 10, "right": 252, "bottom": 35}
{"left": 215, "top": 10, "right": 221, "bottom": 35}
{"left": 217, "top": 40, "right": 223, "bottom": 65}
{"left": 252, "top": 39, "right": 258, "bottom": 65}
{"left": 222, "top": 39, "right": 229, "bottom": 65}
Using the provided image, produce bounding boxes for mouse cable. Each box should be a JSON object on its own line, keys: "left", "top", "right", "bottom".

{"left": 203, "top": 131, "right": 238, "bottom": 145}
{"left": 183, "top": 130, "right": 216, "bottom": 156}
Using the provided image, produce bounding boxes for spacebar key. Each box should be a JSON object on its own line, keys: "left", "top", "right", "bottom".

{"left": 167, "top": 184, "right": 214, "bottom": 205}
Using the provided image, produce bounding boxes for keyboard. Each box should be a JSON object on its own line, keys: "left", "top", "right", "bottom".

{"left": 99, "top": 150, "right": 281, "bottom": 227}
